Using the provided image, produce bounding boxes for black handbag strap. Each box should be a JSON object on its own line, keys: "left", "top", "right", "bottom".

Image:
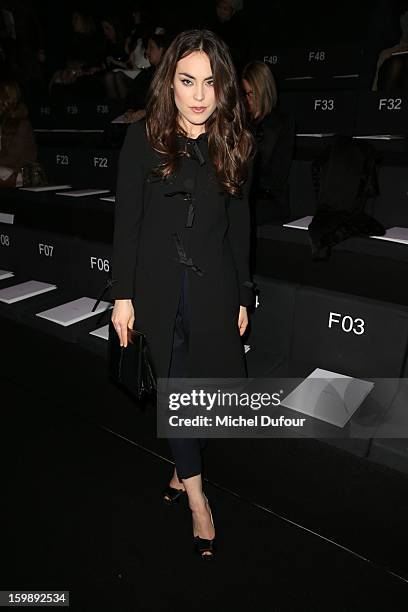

{"left": 92, "top": 277, "right": 118, "bottom": 312}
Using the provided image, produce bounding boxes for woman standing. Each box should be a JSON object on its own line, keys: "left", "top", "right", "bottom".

{"left": 110, "top": 29, "right": 255, "bottom": 560}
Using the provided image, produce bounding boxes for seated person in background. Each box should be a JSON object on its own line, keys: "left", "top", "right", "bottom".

{"left": 100, "top": 15, "right": 132, "bottom": 98}
{"left": 124, "top": 29, "right": 171, "bottom": 123}
{"left": 102, "top": 4, "right": 152, "bottom": 99}
{"left": 126, "top": 2, "right": 153, "bottom": 69}
{"left": 242, "top": 61, "right": 295, "bottom": 224}
{"left": 0, "top": 80, "right": 37, "bottom": 188}
{"left": 373, "top": 3, "right": 408, "bottom": 92}
{"left": 210, "top": 0, "right": 247, "bottom": 72}
{"left": 101, "top": 15, "right": 128, "bottom": 66}
{"left": 49, "top": 11, "right": 105, "bottom": 96}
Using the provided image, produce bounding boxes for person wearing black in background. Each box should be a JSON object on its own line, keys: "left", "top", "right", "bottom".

{"left": 209, "top": 0, "right": 247, "bottom": 71}
{"left": 124, "top": 29, "right": 172, "bottom": 123}
{"left": 242, "top": 60, "right": 295, "bottom": 225}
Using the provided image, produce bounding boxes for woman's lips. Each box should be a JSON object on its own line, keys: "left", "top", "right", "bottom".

{"left": 191, "top": 107, "right": 206, "bottom": 113}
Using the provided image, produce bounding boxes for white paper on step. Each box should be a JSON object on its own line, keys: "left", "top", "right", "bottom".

{"left": 0, "top": 270, "right": 14, "bottom": 281}
{"left": 0, "top": 280, "right": 57, "bottom": 303}
{"left": 36, "top": 297, "right": 112, "bottom": 326}
{"left": 283, "top": 216, "right": 313, "bottom": 230}
{"left": 280, "top": 368, "right": 374, "bottom": 428}
{"left": 89, "top": 324, "right": 109, "bottom": 340}
{"left": 19, "top": 185, "right": 72, "bottom": 192}
{"left": 370, "top": 226, "right": 408, "bottom": 245}
{"left": 55, "top": 189, "right": 110, "bottom": 197}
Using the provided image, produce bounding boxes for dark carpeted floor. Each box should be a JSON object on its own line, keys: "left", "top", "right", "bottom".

{"left": 3, "top": 375, "right": 408, "bottom": 612}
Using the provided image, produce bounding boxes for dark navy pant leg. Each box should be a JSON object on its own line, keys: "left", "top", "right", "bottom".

{"left": 167, "top": 270, "right": 207, "bottom": 480}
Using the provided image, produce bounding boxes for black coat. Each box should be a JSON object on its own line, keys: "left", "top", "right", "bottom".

{"left": 110, "top": 121, "right": 254, "bottom": 379}
{"left": 250, "top": 110, "right": 295, "bottom": 223}
{"left": 125, "top": 65, "right": 155, "bottom": 110}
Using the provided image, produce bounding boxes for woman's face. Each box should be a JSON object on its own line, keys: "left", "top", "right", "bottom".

{"left": 242, "top": 78, "right": 254, "bottom": 116}
{"left": 72, "top": 12, "right": 83, "bottom": 33}
{"left": 0, "top": 86, "right": 18, "bottom": 116}
{"left": 172, "top": 51, "right": 216, "bottom": 135}
{"left": 102, "top": 21, "right": 116, "bottom": 42}
{"left": 146, "top": 38, "right": 162, "bottom": 66}
{"left": 0, "top": 95, "right": 10, "bottom": 116}
{"left": 216, "top": 1, "right": 234, "bottom": 23}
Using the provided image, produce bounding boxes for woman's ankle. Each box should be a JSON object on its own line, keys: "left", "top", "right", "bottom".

{"left": 188, "top": 493, "right": 208, "bottom": 513}
{"left": 169, "top": 477, "right": 185, "bottom": 489}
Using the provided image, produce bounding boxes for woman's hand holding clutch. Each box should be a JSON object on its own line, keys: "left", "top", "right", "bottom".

{"left": 111, "top": 299, "right": 135, "bottom": 347}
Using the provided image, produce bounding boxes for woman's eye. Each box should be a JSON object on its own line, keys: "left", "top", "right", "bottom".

{"left": 206, "top": 80, "right": 214, "bottom": 87}
{"left": 181, "top": 79, "right": 193, "bottom": 86}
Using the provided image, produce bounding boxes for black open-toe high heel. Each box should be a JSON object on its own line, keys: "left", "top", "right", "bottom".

{"left": 193, "top": 495, "right": 216, "bottom": 560}
{"left": 162, "top": 485, "right": 186, "bottom": 505}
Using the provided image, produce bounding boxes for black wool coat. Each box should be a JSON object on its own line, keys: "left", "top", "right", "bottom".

{"left": 110, "top": 120, "right": 254, "bottom": 379}
{"left": 250, "top": 110, "right": 295, "bottom": 223}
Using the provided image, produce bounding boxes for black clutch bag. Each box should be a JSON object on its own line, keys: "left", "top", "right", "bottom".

{"left": 108, "top": 320, "right": 157, "bottom": 401}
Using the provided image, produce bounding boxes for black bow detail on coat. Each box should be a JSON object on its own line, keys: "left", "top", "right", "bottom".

{"left": 187, "top": 140, "right": 205, "bottom": 166}
{"left": 165, "top": 191, "right": 195, "bottom": 227}
{"left": 242, "top": 280, "right": 257, "bottom": 290}
{"left": 176, "top": 133, "right": 206, "bottom": 166}
{"left": 172, "top": 232, "right": 204, "bottom": 276}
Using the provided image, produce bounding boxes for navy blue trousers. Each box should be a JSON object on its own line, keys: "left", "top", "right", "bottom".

{"left": 167, "top": 270, "right": 207, "bottom": 480}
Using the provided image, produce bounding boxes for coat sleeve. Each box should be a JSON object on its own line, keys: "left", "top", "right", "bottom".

{"left": 227, "top": 161, "right": 254, "bottom": 307}
{"left": 110, "top": 122, "right": 146, "bottom": 299}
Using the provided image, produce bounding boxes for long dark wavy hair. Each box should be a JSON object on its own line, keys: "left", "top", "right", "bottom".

{"left": 145, "top": 29, "right": 255, "bottom": 197}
